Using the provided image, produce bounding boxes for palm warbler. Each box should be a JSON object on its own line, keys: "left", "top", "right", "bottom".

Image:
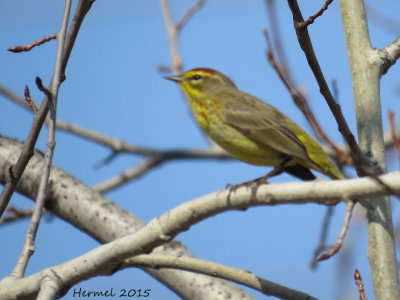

{"left": 164, "top": 67, "right": 343, "bottom": 181}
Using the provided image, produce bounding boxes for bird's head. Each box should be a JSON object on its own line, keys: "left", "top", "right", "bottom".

{"left": 164, "top": 68, "right": 236, "bottom": 95}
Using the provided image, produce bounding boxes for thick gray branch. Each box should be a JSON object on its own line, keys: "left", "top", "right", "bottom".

{"left": 0, "top": 136, "right": 254, "bottom": 300}
{"left": 339, "top": 0, "right": 400, "bottom": 298}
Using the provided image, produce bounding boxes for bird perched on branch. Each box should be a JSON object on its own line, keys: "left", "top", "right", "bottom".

{"left": 164, "top": 67, "right": 344, "bottom": 182}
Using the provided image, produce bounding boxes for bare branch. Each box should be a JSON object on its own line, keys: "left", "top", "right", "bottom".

{"left": 302, "top": 0, "right": 334, "bottom": 27}
{"left": 264, "top": 29, "right": 351, "bottom": 166}
{"left": 35, "top": 77, "right": 52, "bottom": 100}
{"left": 0, "top": 207, "right": 35, "bottom": 225}
{"left": 24, "top": 86, "right": 37, "bottom": 113}
{"left": 176, "top": 0, "right": 205, "bottom": 30}
{"left": 340, "top": 0, "right": 400, "bottom": 297}
{"left": 2, "top": 169, "right": 400, "bottom": 298}
{"left": 265, "top": 0, "right": 291, "bottom": 78}
{"left": 3, "top": 136, "right": 400, "bottom": 299}
{"left": 160, "top": 0, "right": 183, "bottom": 73}
{"left": 125, "top": 254, "right": 318, "bottom": 300}
{"left": 380, "top": 37, "right": 400, "bottom": 75}
{"left": 287, "top": 0, "right": 365, "bottom": 175}
{"left": 160, "top": 0, "right": 205, "bottom": 73}
{"left": 0, "top": 136, "right": 256, "bottom": 300}
{"left": 12, "top": 0, "right": 73, "bottom": 279}
{"left": 316, "top": 200, "right": 355, "bottom": 261}
{"left": 285, "top": 1, "right": 400, "bottom": 209}
{"left": 37, "top": 274, "right": 60, "bottom": 300}
{"left": 8, "top": 33, "right": 57, "bottom": 53}
{"left": 354, "top": 269, "right": 368, "bottom": 300}
{"left": 310, "top": 206, "right": 334, "bottom": 268}
{"left": 0, "top": 0, "right": 94, "bottom": 219}
{"left": 0, "top": 90, "right": 47, "bottom": 218}
{"left": 0, "top": 83, "right": 29, "bottom": 109}
{"left": 93, "top": 147, "right": 232, "bottom": 193}
{"left": 55, "top": 120, "right": 159, "bottom": 156}
{"left": 3, "top": 160, "right": 400, "bottom": 299}
{"left": 93, "top": 156, "right": 163, "bottom": 193}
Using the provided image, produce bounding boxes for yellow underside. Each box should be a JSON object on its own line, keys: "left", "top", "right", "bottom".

{"left": 196, "top": 106, "right": 286, "bottom": 166}
{"left": 182, "top": 84, "right": 343, "bottom": 179}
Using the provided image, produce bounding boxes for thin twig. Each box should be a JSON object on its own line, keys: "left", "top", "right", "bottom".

{"left": 11, "top": 0, "right": 73, "bottom": 279}
{"left": 160, "top": 0, "right": 205, "bottom": 74}
{"left": 93, "top": 147, "right": 231, "bottom": 193}
{"left": 160, "top": 0, "right": 183, "bottom": 73}
{"left": 55, "top": 120, "right": 231, "bottom": 159}
{"left": 285, "top": 1, "right": 400, "bottom": 207}
{"left": 0, "top": 0, "right": 94, "bottom": 219}
{"left": 0, "top": 83, "right": 30, "bottom": 109}
{"left": 264, "top": 29, "right": 351, "bottom": 165}
{"left": 0, "top": 91, "right": 48, "bottom": 218}
{"left": 55, "top": 120, "right": 159, "bottom": 156}
{"left": 389, "top": 110, "right": 400, "bottom": 169}
{"left": 265, "top": 0, "right": 291, "bottom": 80}
{"left": 24, "top": 85, "right": 37, "bottom": 113}
{"left": 302, "top": 0, "right": 334, "bottom": 27}
{"left": 0, "top": 207, "right": 35, "bottom": 225}
{"left": 310, "top": 206, "right": 334, "bottom": 268}
{"left": 176, "top": 0, "right": 205, "bottom": 30}
{"left": 93, "top": 156, "right": 163, "bottom": 193}
{"left": 316, "top": 200, "right": 355, "bottom": 261}
{"left": 287, "top": 0, "right": 365, "bottom": 172}
{"left": 8, "top": 33, "right": 57, "bottom": 53}
{"left": 354, "top": 269, "right": 368, "bottom": 300}
{"left": 35, "top": 77, "right": 52, "bottom": 100}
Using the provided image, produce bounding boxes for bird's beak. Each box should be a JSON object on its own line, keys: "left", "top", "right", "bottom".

{"left": 163, "top": 75, "right": 183, "bottom": 83}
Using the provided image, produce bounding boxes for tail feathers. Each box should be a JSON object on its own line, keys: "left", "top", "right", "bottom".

{"left": 284, "top": 165, "right": 316, "bottom": 181}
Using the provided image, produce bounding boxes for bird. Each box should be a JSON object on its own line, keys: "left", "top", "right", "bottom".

{"left": 164, "top": 67, "right": 344, "bottom": 182}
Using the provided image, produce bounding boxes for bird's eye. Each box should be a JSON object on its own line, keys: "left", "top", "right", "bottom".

{"left": 192, "top": 74, "right": 202, "bottom": 81}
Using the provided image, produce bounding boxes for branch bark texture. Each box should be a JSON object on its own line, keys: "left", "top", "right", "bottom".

{"left": 339, "top": 0, "right": 400, "bottom": 298}
{"left": 0, "top": 136, "right": 253, "bottom": 300}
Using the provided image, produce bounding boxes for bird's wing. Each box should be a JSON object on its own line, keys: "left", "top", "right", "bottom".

{"left": 220, "top": 90, "right": 316, "bottom": 166}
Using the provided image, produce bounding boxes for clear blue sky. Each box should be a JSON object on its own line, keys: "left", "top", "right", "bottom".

{"left": 1, "top": 1, "right": 400, "bottom": 299}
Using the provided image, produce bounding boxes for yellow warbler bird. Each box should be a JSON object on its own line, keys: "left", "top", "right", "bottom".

{"left": 164, "top": 68, "right": 344, "bottom": 181}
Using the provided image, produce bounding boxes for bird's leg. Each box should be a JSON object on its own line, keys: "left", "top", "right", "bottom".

{"left": 254, "top": 162, "right": 288, "bottom": 183}
{"left": 226, "top": 159, "right": 290, "bottom": 191}
{"left": 225, "top": 160, "right": 291, "bottom": 207}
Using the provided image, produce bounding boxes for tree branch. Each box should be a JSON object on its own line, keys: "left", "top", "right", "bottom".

{"left": 380, "top": 37, "right": 400, "bottom": 75}
{"left": 159, "top": 0, "right": 205, "bottom": 74}
{"left": 339, "top": 0, "right": 400, "bottom": 298}
{"left": 125, "top": 254, "right": 318, "bottom": 300}
{"left": 0, "top": 0, "right": 94, "bottom": 219}
{"left": 11, "top": 0, "right": 72, "bottom": 279}
{"left": 7, "top": 33, "right": 57, "bottom": 53}
{"left": 286, "top": 0, "right": 367, "bottom": 181}
{"left": 1, "top": 161, "right": 400, "bottom": 299}
{"left": 0, "top": 136, "right": 255, "bottom": 300}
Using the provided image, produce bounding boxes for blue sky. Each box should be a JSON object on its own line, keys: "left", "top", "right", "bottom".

{"left": 1, "top": 1, "right": 400, "bottom": 299}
